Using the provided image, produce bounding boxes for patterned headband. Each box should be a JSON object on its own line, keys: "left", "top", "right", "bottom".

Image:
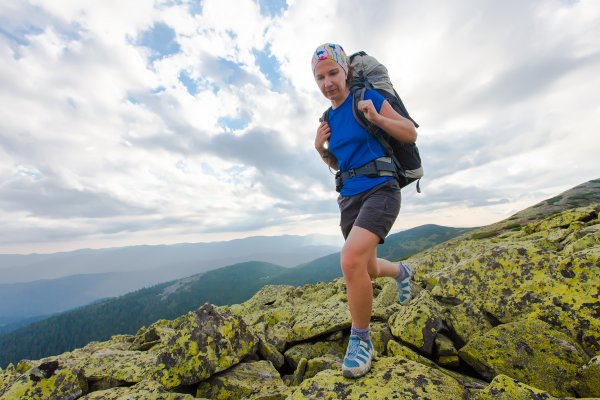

{"left": 311, "top": 43, "right": 348, "bottom": 74}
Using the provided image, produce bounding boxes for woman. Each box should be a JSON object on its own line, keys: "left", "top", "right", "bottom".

{"left": 312, "top": 43, "right": 417, "bottom": 378}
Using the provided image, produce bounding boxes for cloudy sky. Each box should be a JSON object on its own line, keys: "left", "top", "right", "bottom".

{"left": 1, "top": 0, "right": 598, "bottom": 254}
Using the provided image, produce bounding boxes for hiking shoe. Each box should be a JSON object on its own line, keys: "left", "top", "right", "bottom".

{"left": 397, "top": 262, "right": 414, "bottom": 304}
{"left": 342, "top": 335, "right": 374, "bottom": 378}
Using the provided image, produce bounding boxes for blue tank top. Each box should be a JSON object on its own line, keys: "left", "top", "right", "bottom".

{"left": 328, "top": 90, "right": 392, "bottom": 196}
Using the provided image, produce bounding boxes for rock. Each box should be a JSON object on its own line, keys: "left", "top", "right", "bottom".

{"left": 288, "top": 356, "right": 466, "bottom": 399}
{"left": 0, "top": 361, "right": 87, "bottom": 400}
{"left": 81, "top": 380, "right": 198, "bottom": 399}
{"left": 387, "top": 340, "right": 487, "bottom": 390}
{"left": 471, "top": 374, "right": 560, "bottom": 400}
{"left": 287, "top": 281, "right": 351, "bottom": 342}
{"left": 416, "top": 205, "right": 600, "bottom": 356}
{"left": 388, "top": 289, "right": 444, "bottom": 354}
{"left": 304, "top": 355, "right": 342, "bottom": 380}
{"left": 283, "top": 357, "right": 307, "bottom": 387}
{"left": 444, "top": 301, "right": 493, "bottom": 348}
{"left": 195, "top": 360, "right": 290, "bottom": 400}
{"left": 257, "top": 338, "right": 285, "bottom": 369}
{"left": 370, "top": 321, "right": 394, "bottom": 356}
{"left": 573, "top": 355, "right": 600, "bottom": 397}
{"left": 151, "top": 303, "right": 258, "bottom": 388}
{"left": 0, "top": 364, "right": 17, "bottom": 394}
{"left": 81, "top": 349, "right": 157, "bottom": 383}
{"left": 284, "top": 336, "right": 346, "bottom": 370}
{"left": 435, "top": 333, "right": 460, "bottom": 367}
{"left": 459, "top": 319, "right": 588, "bottom": 397}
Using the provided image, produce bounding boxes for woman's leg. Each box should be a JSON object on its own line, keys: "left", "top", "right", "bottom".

{"left": 340, "top": 225, "right": 380, "bottom": 329}
{"left": 367, "top": 254, "right": 401, "bottom": 279}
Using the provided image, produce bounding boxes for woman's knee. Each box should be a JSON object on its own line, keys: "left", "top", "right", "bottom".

{"left": 340, "top": 246, "right": 364, "bottom": 276}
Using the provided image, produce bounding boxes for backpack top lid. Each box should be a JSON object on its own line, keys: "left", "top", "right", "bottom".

{"left": 349, "top": 52, "right": 395, "bottom": 98}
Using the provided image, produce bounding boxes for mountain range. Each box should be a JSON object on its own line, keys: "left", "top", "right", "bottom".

{"left": 0, "top": 224, "right": 470, "bottom": 367}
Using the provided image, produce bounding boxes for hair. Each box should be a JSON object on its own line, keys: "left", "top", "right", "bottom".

{"left": 346, "top": 65, "right": 354, "bottom": 87}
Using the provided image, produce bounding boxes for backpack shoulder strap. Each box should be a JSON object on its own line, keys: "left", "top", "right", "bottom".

{"left": 350, "top": 84, "right": 396, "bottom": 159}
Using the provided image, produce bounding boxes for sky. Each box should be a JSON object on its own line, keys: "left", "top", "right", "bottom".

{"left": 0, "top": 0, "right": 599, "bottom": 254}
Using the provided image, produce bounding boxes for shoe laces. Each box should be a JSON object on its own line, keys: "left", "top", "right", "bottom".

{"left": 346, "top": 336, "right": 362, "bottom": 359}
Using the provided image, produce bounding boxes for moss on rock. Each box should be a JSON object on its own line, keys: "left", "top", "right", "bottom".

{"left": 388, "top": 290, "right": 444, "bottom": 354}
{"left": 288, "top": 356, "right": 466, "bottom": 399}
{"left": 471, "top": 374, "right": 559, "bottom": 400}
{"left": 0, "top": 361, "right": 87, "bottom": 400}
{"left": 81, "top": 380, "right": 198, "bottom": 399}
{"left": 151, "top": 304, "right": 258, "bottom": 388}
{"left": 459, "top": 319, "right": 588, "bottom": 397}
{"left": 574, "top": 355, "right": 600, "bottom": 397}
{"left": 195, "top": 360, "right": 290, "bottom": 400}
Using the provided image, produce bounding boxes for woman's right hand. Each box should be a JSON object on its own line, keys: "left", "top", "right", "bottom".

{"left": 315, "top": 121, "right": 331, "bottom": 153}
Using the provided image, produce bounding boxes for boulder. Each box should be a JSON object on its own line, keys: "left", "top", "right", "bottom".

{"left": 304, "top": 355, "right": 342, "bottom": 380}
{"left": 0, "top": 361, "right": 87, "bottom": 400}
{"left": 195, "top": 360, "right": 290, "bottom": 400}
{"left": 81, "top": 380, "right": 198, "bottom": 400}
{"left": 573, "top": 355, "right": 600, "bottom": 397}
{"left": 471, "top": 374, "right": 560, "bottom": 400}
{"left": 435, "top": 333, "right": 459, "bottom": 367}
{"left": 387, "top": 340, "right": 487, "bottom": 390}
{"left": 444, "top": 301, "right": 493, "bottom": 348}
{"left": 151, "top": 303, "right": 258, "bottom": 388}
{"left": 417, "top": 205, "right": 600, "bottom": 356}
{"left": 388, "top": 289, "right": 444, "bottom": 354}
{"left": 459, "top": 319, "right": 588, "bottom": 397}
{"left": 288, "top": 356, "right": 466, "bottom": 399}
{"left": 284, "top": 339, "right": 345, "bottom": 370}
{"left": 0, "top": 364, "right": 17, "bottom": 394}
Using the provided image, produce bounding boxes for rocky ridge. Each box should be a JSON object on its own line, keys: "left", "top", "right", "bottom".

{"left": 0, "top": 179, "right": 599, "bottom": 399}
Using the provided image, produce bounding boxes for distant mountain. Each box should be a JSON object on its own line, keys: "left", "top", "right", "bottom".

{"left": 0, "top": 224, "right": 466, "bottom": 366}
{"left": 0, "top": 235, "right": 340, "bottom": 326}
{"left": 0, "top": 234, "right": 341, "bottom": 284}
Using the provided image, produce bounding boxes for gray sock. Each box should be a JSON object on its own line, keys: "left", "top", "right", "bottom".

{"left": 351, "top": 325, "right": 371, "bottom": 342}
{"left": 394, "top": 263, "right": 407, "bottom": 283}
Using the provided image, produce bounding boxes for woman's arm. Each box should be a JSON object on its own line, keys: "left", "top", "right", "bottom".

{"left": 315, "top": 121, "right": 339, "bottom": 170}
{"left": 357, "top": 99, "right": 417, "bottom": 143}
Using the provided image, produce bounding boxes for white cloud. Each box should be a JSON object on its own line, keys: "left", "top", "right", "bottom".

{"left": 0, "top": 0, "right": 599, "bottom": 253}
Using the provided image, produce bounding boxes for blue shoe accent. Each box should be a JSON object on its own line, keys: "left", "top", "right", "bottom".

{"left": 342, "top": 335, "right": 374, "bottom": 378}
{"left": 396, "top": 263, "right": 413, "bottom": 304}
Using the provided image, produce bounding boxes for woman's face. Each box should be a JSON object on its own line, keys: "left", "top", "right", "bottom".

{"left": 313, "top": 59, "right": 348, "bottom": 105}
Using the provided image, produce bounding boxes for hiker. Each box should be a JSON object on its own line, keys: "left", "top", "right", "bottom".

{"left": 311, "top": 43, "right": 417, "bottom": 378}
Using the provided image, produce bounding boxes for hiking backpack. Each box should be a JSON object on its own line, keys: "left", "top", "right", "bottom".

{"left": 323, "top": 51, "right": 424, "bottom": 192}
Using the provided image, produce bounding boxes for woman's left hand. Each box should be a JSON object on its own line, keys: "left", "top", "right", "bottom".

{"left": 357, "top": 99, "right": 380, "bottom": 124}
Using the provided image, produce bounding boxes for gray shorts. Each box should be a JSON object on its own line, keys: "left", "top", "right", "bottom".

{"left": 337, "top": 179, "right": 401, "bottom": 244}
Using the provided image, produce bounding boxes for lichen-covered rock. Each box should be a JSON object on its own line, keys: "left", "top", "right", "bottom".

{"left": 81, "top": 349, "right": 157, "bottom": 383}
{"left": 444, "top": 301, "right": 493, "bottom": 348}
{"left": 387, "top": 340, "right": 487, "bottom": 390}
{"left": 459, "top": 319, "right": 588, "bottom": 397}
{"left": 388, "top": 289, "right": 444, "bottom": 354}
{"left": 81, "top": 380, "right": 198, "bottom": 399}
{"left": 196, "top": 360, "right": 290, "bottom": 400}
{"left": 284, "top": 338, "right": 345, "bottom": 370}
{"left": 471, "top": 374, "right": 560, "bottom": 400}
{"left": 283, "top": 357, "right": 307, "bottom": 387}
{"left": 370, "top": 321, "right": 394, "bottom": 356}
{"left": 304, "top": 355, "right": 342, "bottom": 380}
{"left": 287, "top": 282, "right": 351, "bottom": 342}
{"left": 288, "top": 356, "right": 466, "bottom": 399}
{"left": 0, "top": 364, "right": 17, "bottom": 394}
{"left": 413, "top": 204, "right": 600, "bottom": 355}
{"left": 0, "top": 361, "right": 87, "bottom": 400}
{"left": 573, "top": 355, "right": 600, "bottom": 397}
{"left": 151, "top": 303, "right": 258, "bottom": 388}
{"left": 435, "top": 333, "right": 459, "bottom": 367}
